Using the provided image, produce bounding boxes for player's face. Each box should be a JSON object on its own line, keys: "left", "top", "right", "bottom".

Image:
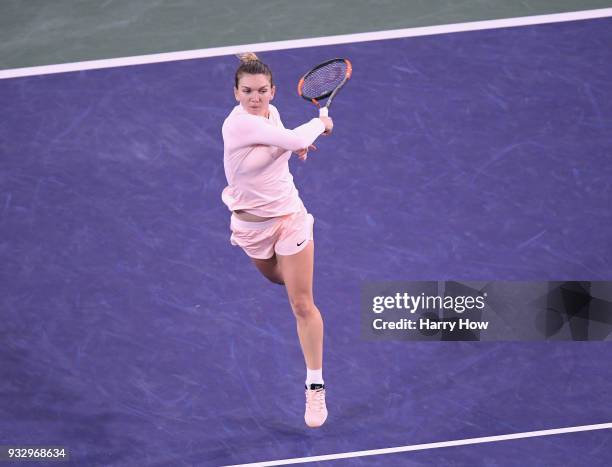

{"left": 234, "top": 73, "right": 275, "bottom": 117}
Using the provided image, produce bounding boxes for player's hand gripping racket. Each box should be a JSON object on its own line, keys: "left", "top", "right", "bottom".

{"left": 297, "top": 58, "right": 352, "bottom": 118}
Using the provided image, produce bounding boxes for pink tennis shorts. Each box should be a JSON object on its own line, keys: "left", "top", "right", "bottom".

{"left": 230, "top": 208, "right": 314, "bottom": 259}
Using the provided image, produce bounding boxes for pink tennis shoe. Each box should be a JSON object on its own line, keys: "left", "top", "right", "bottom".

{"left": 304, "top": 384, "right": 327, "bottom": 428}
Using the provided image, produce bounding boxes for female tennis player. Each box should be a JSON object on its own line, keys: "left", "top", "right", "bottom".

{"left": 221, "top": 53, "right": 333, "bottom": 428}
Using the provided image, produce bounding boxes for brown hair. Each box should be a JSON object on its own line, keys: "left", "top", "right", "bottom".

{"left": 234, "top": 52, "right": 274, "bottom": 88}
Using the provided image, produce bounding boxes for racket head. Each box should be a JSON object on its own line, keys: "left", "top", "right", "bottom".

{"left": 297, "top": 58, "right": 352, "bottom": 104}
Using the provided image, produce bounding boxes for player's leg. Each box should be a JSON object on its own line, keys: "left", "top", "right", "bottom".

{"left": 250, "top": 255, "right": 284, "bottom": 285}
{"left": 277, "top": 241, "right": 322, "bottom": 370}
{"left": 277, "top": 240, "right": 327, "bottom": 428}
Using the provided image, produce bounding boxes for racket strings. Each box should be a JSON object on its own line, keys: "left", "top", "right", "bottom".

{"left": 301, "top": 61, "right": 348, "bottom": 100}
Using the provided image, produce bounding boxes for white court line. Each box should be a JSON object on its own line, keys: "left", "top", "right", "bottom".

{"left": 223, "top": 422, "right": 612, "bottom": 466}
{"left": 1, "top": 8, "right": 612, "bottom": 79}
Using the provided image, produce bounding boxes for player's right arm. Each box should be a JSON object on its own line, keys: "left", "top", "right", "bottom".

{"left": 319, "top": 116, "right": 333, "bottom": 135}
{"left": 226, "top": 114, "right": 329, "bottom": 152}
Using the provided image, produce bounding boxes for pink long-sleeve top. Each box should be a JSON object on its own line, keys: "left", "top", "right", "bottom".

{"left": 221, "top": 104, "right": 325, "bottom": 217}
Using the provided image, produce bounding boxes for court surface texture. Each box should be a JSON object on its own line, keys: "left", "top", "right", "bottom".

{"left": 1, "top": 2, "right": 612, "bottom": 466}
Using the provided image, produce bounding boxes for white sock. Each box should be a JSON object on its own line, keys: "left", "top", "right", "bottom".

{"left": 306, "top": 368, "right": 324, "bottom": 387}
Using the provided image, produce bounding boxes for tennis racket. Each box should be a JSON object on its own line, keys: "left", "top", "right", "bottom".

{"left": 297, "top": 58, "right": 352, "bottom": 117}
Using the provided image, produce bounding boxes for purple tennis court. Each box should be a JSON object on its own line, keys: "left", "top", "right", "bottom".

{"left": 1, "top": 17, "right": 611, "bottom": 466}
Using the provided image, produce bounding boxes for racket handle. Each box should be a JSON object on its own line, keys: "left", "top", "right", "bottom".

{"left": 319, "top": 107, "right": 328, "bottom": 117}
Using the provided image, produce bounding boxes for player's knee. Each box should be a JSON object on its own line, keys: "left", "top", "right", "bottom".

{"left": 266, "top": 269, "right": 284, "bottom": 285}
{"left": 259, "top": 266, "right": 284, "bottom": 285}
{"left": 289, "top": 296, "right": 315, "bottom": 319}
{"left": 268, "top": 275, "right": 284, "bottom": 285}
